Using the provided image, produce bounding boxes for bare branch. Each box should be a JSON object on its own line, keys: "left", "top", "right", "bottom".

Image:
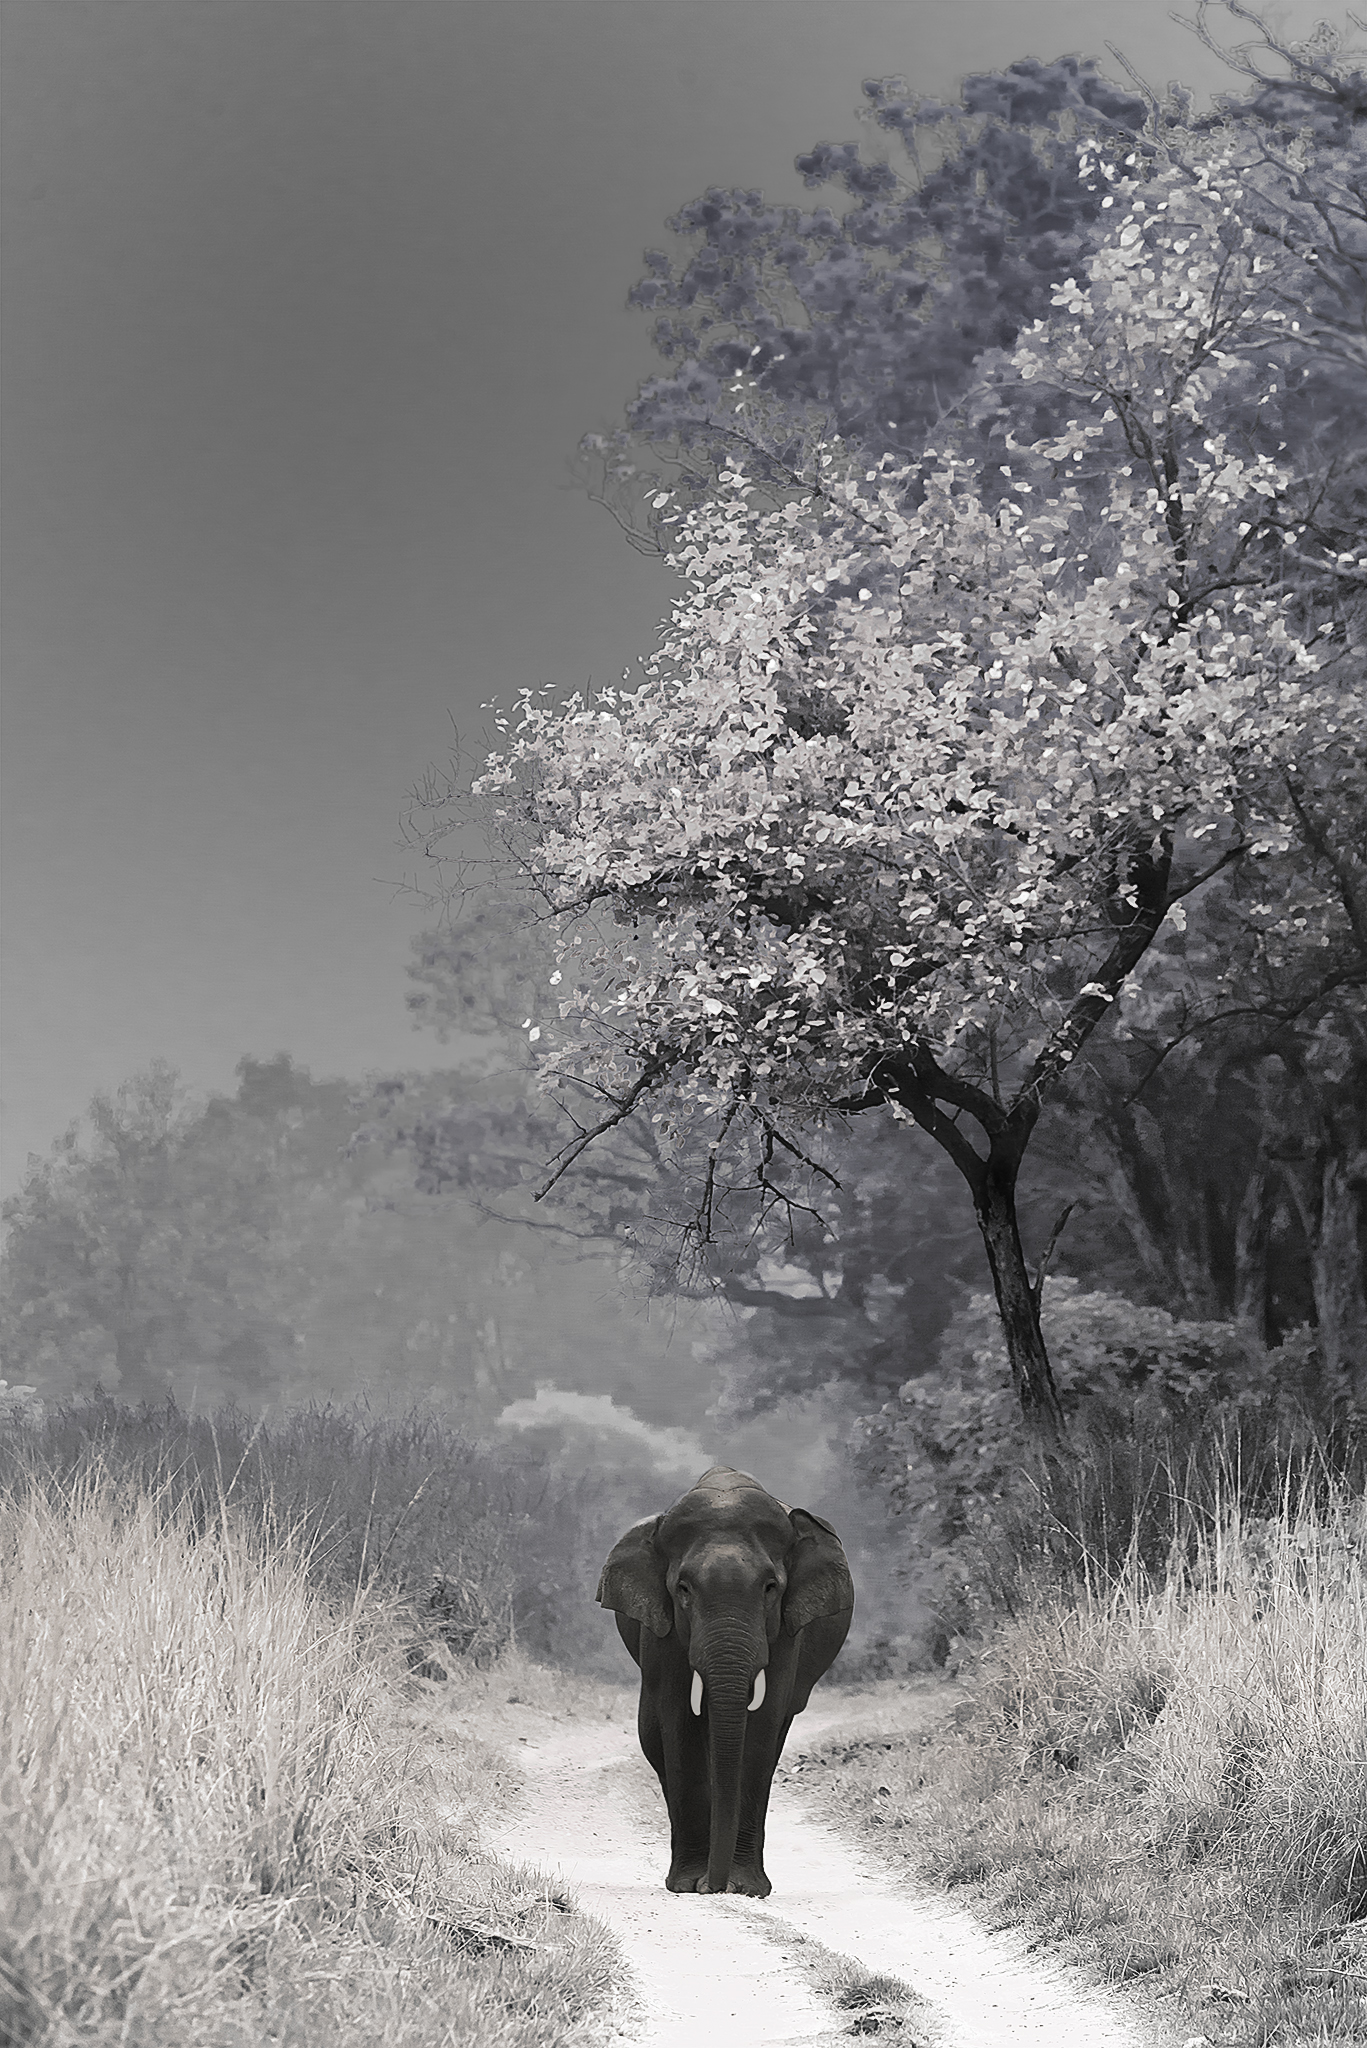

{"left": 533, "top": 1059, "right": 675, "bottom": 1201}
{"left": 1103, "top": 41, "right": 1162, "bottom": 133}
{"left": 752, "top": 1126, "right": 830, "bottom": 1241}
{"left": 699, "top": 1097, "right": 742, "bottom": 1243}
{"left": 754, "top": 1111, "right": 842, "bottom": 1189}
{"left": 1168, "top": 838, "right": 1249, "bottom": 900}
{"left": 1031, "top": 1201, "right": 1077, "bottom": 1312}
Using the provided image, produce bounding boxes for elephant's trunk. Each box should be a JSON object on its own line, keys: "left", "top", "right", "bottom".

{"left": 704, "top": 1683, "right": 748, "bottom": 1894}
{"left": 694, "top": 1632, "right": 764, "bottom": 1894}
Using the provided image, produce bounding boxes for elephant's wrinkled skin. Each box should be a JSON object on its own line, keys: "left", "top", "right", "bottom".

{"left": 596, "top": 1465, "right": 854, "bottom": 1897}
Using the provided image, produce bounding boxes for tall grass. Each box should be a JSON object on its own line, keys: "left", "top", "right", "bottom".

{"left": 805, "top": 1448, "right": 1367, "bottom": 2041}
{"left": 2, "top": 1395, "right": 647, "bottom": 1674}
{"left": 979, "top": 1474, "right": 1367, "bottom": 1914}
{"left": 934, "top": 1393, "right": 1365, "bottom": 1624}
{"left": 0, "top": 1458, "right": 621, "bottom": 2046}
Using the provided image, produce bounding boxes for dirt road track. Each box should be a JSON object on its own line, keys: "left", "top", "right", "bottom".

{"left": 468, "top": 1680, "right": 1175, "bottom": 2048}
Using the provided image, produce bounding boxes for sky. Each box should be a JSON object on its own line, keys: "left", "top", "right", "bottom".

{"left": 0, "top": 0, "right": 1331, "bottom": 1195}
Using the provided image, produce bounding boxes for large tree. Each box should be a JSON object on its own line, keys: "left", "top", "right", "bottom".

{"left": 402, "top": 14, "right": 1366, "bottom": 1427}
{"left": 433, "top": 138, "right": 1358, "bottom": 1438}
{"left": 573, "top": 8, "right": 1367, "bottom": 1381}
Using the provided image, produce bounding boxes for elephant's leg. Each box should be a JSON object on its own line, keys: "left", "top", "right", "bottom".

{"left": 662, "top": 1731, "right": 713, "bottom": 1892}
{"left": 640, "top": 1691, "right": 711, "bottom": 1871}
{"left": 636, "top": 1683, "right": 668, "bottom": 1793}
{"left": 721, "top": 1731, "right": 788, "bottom": 1898}
{"left": 734, "top": 1713, "right": 799, "bottom": 1895}
{"left": 639, "top": 1635, "right": 712, "bottom": 1892}
{"left": 720, "top": 1614, "right": 851, "bottom": 1896}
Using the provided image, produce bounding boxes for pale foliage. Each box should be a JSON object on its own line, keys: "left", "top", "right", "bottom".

{"left": 475, "top": 139, "right": 1349, "bottom": 1158}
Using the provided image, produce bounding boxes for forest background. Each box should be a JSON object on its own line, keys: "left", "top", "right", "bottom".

{"left": 3, "top": 2, "right": 1365, "bottom": 1665}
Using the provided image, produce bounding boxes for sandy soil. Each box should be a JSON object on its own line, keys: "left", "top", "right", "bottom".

{"left": 449, "top": 1671, "right": 1182, "bottom": 2048}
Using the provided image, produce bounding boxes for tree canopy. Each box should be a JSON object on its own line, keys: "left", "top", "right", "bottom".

{"left": 446, "top": 121, "right": 1364, "bottom": 1432}
{"left": 396, "top": 9, "right": 1367, "bottom": 1438}
{"left": 584, "top": 56, "right": 1152, "bottom": 540}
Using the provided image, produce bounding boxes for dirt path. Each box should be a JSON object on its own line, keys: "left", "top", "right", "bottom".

{"left": 460, "top": 1674, "right": 1178, "bottom": 2048}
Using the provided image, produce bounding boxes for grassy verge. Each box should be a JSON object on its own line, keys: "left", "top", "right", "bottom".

{"left": 789, "top": 1479, "right": 1367, "bottom": 2048}
{"left": 0, "top": 1394, "right": 640, "bottom": 1675}
{"left": 741, "top": 1912, "right": 933, "bottom": 2042}
{"left": 0, "top": 1461, "right": 626, "bottom": 2047}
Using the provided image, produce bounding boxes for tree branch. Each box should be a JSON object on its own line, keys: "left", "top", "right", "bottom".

{"left": 1284, "top": 772, "right": 1367, "bottom": 959}
{"left": 1031, "top": 1201, "right": 1077, "bottom": 1311}
{"left": 875, "top": 1060, "right": 990, "bottom": 1193}
{"left": 1018, "top": 843, "right": 1173, "bottom": 1112}
{"left": 1168, "top": 838, "right": 1249, "bottom": 900}
{"left": 533, "top": 1059, "right": 676, "bottom": 1200}
{"left": 716, "top": 1280, "right": 849, "bottom": 1320}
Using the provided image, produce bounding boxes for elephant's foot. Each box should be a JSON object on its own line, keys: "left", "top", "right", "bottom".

{"left": 665, "top": 1859, "right": 709, "bottom": 1893}
{"left": 696, "top": 1863, "right": 771, "bottom": 1898}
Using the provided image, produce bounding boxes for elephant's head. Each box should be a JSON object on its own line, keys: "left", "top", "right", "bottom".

{"left": 596, "top": 1465, "right": 854, "bottom": 1891}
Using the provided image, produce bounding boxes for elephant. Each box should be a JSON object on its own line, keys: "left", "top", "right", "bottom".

{"left": 596, "top": 1464, "right": 854, "bottom": 1897}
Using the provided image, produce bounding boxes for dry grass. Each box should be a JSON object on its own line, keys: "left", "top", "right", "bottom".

{"left": 0, "top": 1395, "right": 644, "bottom": 1675}
{"left": 426, "top": 1642, "right": 635, "bottom": 1723}
{"left": 742, "top": 1911, "right": 933, "bottom": 2042}
{"left": 0, "top": 1463, "right": 625, "bottom": 2047}
{"left": 792, "top": 1476, "right": 1367, "bottom": 2048}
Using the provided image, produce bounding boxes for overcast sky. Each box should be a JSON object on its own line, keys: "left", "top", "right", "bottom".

{"left": 0, "top": 0, "right": 1329, "bottom": 1193}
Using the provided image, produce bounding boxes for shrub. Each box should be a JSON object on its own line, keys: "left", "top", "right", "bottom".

{"left": 0, "top": 1379, "right": 44, "bottom": 1432}
{"left": 855, "top": 1281, "right": 1359, "bottom": 1617}
{"left": 801, "top": 1467, "right": 1367, "bottom": 2042}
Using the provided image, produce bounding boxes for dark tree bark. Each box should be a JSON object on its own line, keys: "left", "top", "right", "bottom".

{"left": 1278, "top": 1074, "right": 1367, "bottom": 1412}
{"left": 839, "top": 1053, "right": 1069, "bottom": 1440}
{"left": 835, "top": 850, "right": 1177, "bottom": 1441}
{"left": 1234, "top": 1160, "right": 1275, "bottom": 1340}
{"left": 974, "top": 1147, "right": 1068, "bottom": 1439}
{"left": 1309, "top": 1156, "right": 1367, "bottom": 1410}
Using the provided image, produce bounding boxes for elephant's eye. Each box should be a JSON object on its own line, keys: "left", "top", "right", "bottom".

{"left": 676, "top": 1583, "right": 690, "bottom": 1601}
{"left": 765, "top": 1580, "right": 778, "bottom": 1597}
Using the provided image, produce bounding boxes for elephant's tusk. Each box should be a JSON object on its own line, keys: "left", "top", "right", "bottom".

{"left": 690, "top": 1670, "right": 703, "bottom": 1717}
{"left": 748, "top": 1669, "right": 766, "bottom": 1713}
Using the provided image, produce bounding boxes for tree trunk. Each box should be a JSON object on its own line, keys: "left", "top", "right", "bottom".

{"left": 1098, "top": 1102, "right": 1225, "bottom": 1318}
{"left": 1275, "top": 1071, "right": 1367, "bottom": 1415}
{"left": 882, "top": 1055, "right": 1070, "bottom": 1438}
{"left": 973, "top": 1148, "right": 1068, "bottom": 1443}
{"left": 1308, "top": 1156, "right": 1367, "bottom": 1412}
{"left": 1233, "top": 1160, "right": 1274, "bottom": 1342}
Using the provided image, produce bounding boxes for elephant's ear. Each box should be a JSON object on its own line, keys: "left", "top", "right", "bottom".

{"left": 783, "top": 1507, "right": 854, "bottom": 1636}
{"left": 596, "top": 1516, "right": 672, "bottom": 1638}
